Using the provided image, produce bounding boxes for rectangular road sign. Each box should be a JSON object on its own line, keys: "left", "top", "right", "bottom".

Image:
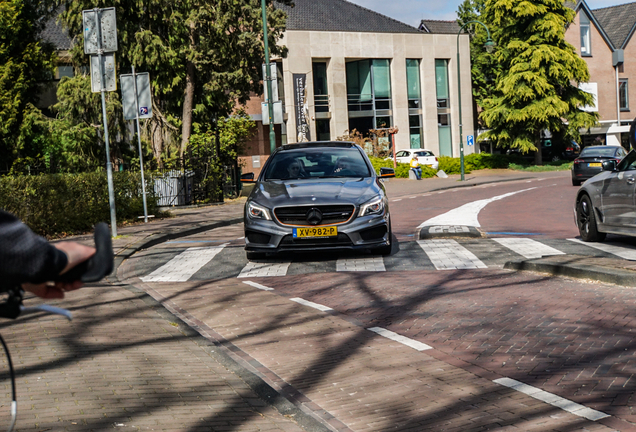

{"left": 90, "top": 53, "right": 117, "bottom": 92}
{"left": 121, "top": 73, "right": 153, "bottom": 120}
{"left": 262, "top": 101, "right": 283, "bottom": 125}
{"left": 467, "top": 135, "right": 475, "bottom": 146}
{"left": 262, "top": 63, "right": 278, "bottom": 102}
{"left": 83, "top": 8, "right": 118, "bottom": 54}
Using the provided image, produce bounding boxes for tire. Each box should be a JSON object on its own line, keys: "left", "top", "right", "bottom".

{"left": 246, "top": 251, "right": 266, "bottom": 261}
{"left": 576, "top": 195, "right": 606, "bottom": 242}
{"left": 572, "top": 178, "right": 581, "bottom": 186}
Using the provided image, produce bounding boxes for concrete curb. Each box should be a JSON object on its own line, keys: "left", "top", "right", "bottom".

{"left": 418, "top": 225, "right": 483, "bottom": 240}
{"left": 504, "top": 258, "right": 636, "bottom": 287}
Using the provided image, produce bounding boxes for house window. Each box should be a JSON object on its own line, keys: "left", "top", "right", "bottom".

{"left": 620, "top": 79, "right": 629, "bottom": 111}
{"left": 313, "top": 62, "right": 329, "bottom": 113}
{"left": 406, "top": 59, "right": 423, "bottom": 148}
{"left": 57, "top": 65, "right": 74, "bottom": 79}
{"left": 580, "top": 12, "right": 591, "bottom": 56}
{"left": 346, "top": 59, "right": 393, "bottom": 136}
{"left": 435, "top": 59, "right": 452, "bottom": 157}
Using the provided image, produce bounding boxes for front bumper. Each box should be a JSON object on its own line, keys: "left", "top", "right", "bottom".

{"left": 245, "top": 212, "right": 391, "bottom": 253}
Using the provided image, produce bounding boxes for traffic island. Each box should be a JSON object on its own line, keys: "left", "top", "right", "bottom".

{"left": 418, "top": 225, "right": 483, "bottom": 240}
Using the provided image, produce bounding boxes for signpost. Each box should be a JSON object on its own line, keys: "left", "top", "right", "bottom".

{"left": 83, "top": 7, "right": 118, "bottom": 237}
{"left": 121, "top": 69, "right": 152, "bottom": 222}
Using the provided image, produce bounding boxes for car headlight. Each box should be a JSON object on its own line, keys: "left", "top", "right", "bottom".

{"left": 247, "top": 201, "right": 272, "bottom": 220}
{"left": 359, "top": 196, "right": 385, "bottom": 217}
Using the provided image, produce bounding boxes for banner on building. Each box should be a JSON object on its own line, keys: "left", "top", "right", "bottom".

{"left": 293, "top": 74, "right": 311, "bottom": 142}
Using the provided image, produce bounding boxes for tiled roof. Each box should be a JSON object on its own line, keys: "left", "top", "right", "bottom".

{"left": 41, "top": 15, "right": 72, "bottom": 50}
{"left": 592, "top": 2, "right": 636, "bottom": 49}
{"left": 419, "top": 20, "right": 460, "bottom": 34}
{"left": 273, "top": 0, "right": 421, "bottom": 34}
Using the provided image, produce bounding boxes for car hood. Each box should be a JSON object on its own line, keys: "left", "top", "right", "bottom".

{"left": 249, "top": 177, "right": 381, "bottom": 208}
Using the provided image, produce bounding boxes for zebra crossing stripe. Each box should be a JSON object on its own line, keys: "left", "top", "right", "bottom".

{"left": 417, "top": 239, "right": 487, "bottom": 270}
{"left": 568, "top": 238, "right": 636, "bottom": 261}
{"left": 141, "top": 244, "right": 228, "bottom": 282}
{"left": 494, "top": 238, "right": 565, "bottom": 259}
{"left": 494, "top": 378, "right": 609, "bottom": 421}
{"left": 238, "top": 261, "right": 291, "bottom": 278}
{"left": 336, "top": 257, "right": 386, "bottom": 272}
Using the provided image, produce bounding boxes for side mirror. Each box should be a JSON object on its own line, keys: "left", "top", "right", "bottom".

{"left": 241, "top": 172, "right": 256, "bottom": 183}
{"left": 379, "top": 167, "right": 395, "bottom": 178}
{"left": 602, "top": 160, "right": 617, "bottom": 172}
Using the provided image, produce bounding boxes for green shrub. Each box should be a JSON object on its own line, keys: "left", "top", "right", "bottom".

{"left": 0, "top": 172, "right": 159, "bottom": 237}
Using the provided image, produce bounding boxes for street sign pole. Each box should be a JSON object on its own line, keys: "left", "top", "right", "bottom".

{"left": 132, "top": 66, "right": 149, "bottom": 223}
{"left": 261, "top": 0, "right": 276, "bottom": 154}
{"left": 94, "top": 8, "right": 118, "bottom": 237}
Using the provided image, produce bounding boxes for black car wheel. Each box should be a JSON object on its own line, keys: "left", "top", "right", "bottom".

{"left": 373, "top": 221, "right": 392, "bottom": 255}
{"left": 576, "top": 195, "right": 606, "bottom": 242}
{"left": 572, "top": 178, "right": 581, "bottom": 186}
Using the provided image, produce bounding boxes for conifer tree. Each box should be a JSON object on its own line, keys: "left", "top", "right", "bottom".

{"left": 480, "top": 0, "right": 597, "bottom": 163}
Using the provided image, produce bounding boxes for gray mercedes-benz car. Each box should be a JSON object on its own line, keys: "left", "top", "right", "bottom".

{"left": 243, "top": 142, "right": 395, "bottom": 260}
{"left": 574, "top": 148, "right": 635, "bottom": 242}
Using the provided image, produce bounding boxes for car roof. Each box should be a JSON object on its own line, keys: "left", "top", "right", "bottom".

{"left": 279, "top": 141, "right": 357, "bottom": 151}
{"left": 403, "top": 148, "right": 434, "bottom": 152}
{"left": 583, "top": 145, "right": 622, "bottom": 149}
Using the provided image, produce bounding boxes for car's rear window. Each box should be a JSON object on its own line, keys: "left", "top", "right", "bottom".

{"left": 264, "top": 147, "right": 371, "bottom": 180}
{"left": 414, "top": 151, "right": 433, "bottom": 157}
{"left": 580, "top": 147, "right": 620, "bottom": 158}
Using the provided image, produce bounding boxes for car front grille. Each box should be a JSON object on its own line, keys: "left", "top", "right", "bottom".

{"left": 278, "top": 233, "right": 353, "bottom": 249}
{"left": 274, "top": 205, "right": 355, "bottom": 226}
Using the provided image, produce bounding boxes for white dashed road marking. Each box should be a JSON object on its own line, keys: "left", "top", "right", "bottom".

{"left": 336, "top": 257, "right": 386, "bottom": 272}
{"left": 494, "top": 378, "right": 610, "bottom": 421}
{"left": 242, "top": 281, "right": 274, "bottom": 291}
{"left": 568, "top": 238, "right": 636, "bottom": 261}
{"left": 417, "top": 239, "right": 487, "bottom": 270}
{"left": 238, "top": 261, "right": 291, "bottom": 278}
{"left": 290, "top": 298, "right": 334, "bottom": 312}
{"left": 367, "top": 327, "right": 432, "bottom": 351}
{"left": 494, "top": 238, "right": 565, "bottom": 259}
{"left": 141, "top": 244, "right": 228, "bottom": 282}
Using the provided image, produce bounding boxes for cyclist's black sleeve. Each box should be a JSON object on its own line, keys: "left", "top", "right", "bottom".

{"left": 0, "top": 210, "right": 68, "bottom": 287}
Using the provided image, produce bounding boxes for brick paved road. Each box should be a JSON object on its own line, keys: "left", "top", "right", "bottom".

{"left": 127, "top": 269, "right": 631, "bottom": 431}
{"left": 264, "top": 270, "right": 636, "bottom": 429}
{"left": 0, "top": 284, "right": 306, "bottom": 431}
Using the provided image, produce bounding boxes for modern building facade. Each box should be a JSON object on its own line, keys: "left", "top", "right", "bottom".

{"left": 565, "top": 0, "right": 636, "bottom": 148}
{"left": 241, "top": 0, "right": 474, "bottom": 175}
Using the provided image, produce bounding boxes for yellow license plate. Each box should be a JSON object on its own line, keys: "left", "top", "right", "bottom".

{"left": 293, "top": 226, "right": 338, "bottom": 238}
{"left": 588, "top": 162, "right": 602, "bottom": 167}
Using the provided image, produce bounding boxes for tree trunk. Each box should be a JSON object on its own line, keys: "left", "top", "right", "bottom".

{"left": 151, "top": 120, "right": 164, "bottom": 169}
{"left": 534, "top": 132, "right": 543, "bottom": 166}
{"left": 180, "top": 23, "right": 196, "bottom": 162}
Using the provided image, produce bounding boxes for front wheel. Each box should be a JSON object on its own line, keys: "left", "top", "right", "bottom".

{"left": 576, "top": 195, "right": 606, "bottom": 242}
{"left": 572, "top": 178, "right": 581, "bottom": 186}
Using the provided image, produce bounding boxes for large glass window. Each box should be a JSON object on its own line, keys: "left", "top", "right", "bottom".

{"left": 406, "top": 59, "right": 423, "bottom": 148}
{"left": 620, "top": 79, "right": 629, "bottom": 111}
{"left": 435, "top": 60, "right": 452, "bottom": 156}
{"left": 580, "top": 12, "right": 591, "bottom": 56}
{"left": 346, "top": 59, "right": 393, "bottom": 135}
{"left": 316, "top": 119, "right": 331, "bottom": 141}
{"left": 313, "top": 62, "right": 329, "bottom": 113}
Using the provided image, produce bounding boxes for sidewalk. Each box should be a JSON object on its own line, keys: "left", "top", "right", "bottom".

{"left": 6, "top": 169, "right": 635, "bottom": 431}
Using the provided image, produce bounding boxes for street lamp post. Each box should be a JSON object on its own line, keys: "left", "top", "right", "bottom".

{"left": 261, "top": 0, "right": 276, "bottom": 154}
{"left": 457, "top": 20, "right": 495, "bottom": 181}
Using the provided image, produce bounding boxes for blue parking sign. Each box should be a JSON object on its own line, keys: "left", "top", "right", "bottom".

{"left": 467, "top": 135, "right": 474, "bottom": 146}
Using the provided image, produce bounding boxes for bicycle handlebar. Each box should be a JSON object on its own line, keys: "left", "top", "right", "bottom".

{"left": 0, "top": 222, "right": 114, "bottom": 320}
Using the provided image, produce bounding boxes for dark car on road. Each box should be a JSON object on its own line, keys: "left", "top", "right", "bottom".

{"left": 243, "top": 142, "right": 395, "bottom": 260}
{"left": 571, "top": 145, "right": 627, "bottom": 186}
{"left": 575, "top": 149, "right": 636, "bottom": 241}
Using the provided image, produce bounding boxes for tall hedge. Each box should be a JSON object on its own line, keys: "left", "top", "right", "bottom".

{"left": 0, "top": 172, "right": 158, "bottom": 237}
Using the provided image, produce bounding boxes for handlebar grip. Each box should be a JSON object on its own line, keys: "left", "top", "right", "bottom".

{"left": 56, "top": 223, "right": 114, "bottom": 283}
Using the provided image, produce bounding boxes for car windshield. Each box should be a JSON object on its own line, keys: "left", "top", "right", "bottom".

{"left": 264, "top": 147, "right": 371, "bottom": 180}
{"left": 414, "top": 151, "right": 433, "bottom": 157}
{"left": 580, "top": 147, "right": 619, "bottom": 158}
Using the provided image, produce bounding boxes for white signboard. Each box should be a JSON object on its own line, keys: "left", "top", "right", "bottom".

{"left": 261, "top": 101, "right": 283, "bottom": 125}
{"left": 579, "top": 82, "right": 598, "bottom": 113}
{"left": 262, "top": 63, "right": 279, "bottom": 102}
{"left": 90, "top": 53, "right": 117, "bottom": 92}
{"left": 83, "top": 8, "right": 118, "bottom": 54}
{"left": 121, "top": 73, "right": 153, "bottom": 120}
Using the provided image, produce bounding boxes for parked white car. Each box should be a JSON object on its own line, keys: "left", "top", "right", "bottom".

{"left": 393, "top": 149, "right": 439, "bottom": 170}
